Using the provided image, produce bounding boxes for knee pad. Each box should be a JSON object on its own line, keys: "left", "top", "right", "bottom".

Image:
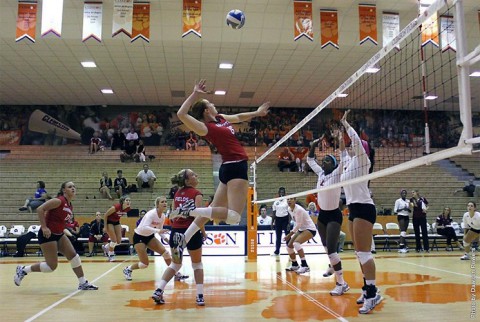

{"left": 400, "top": 231, "right": 407, "bottom": 238}
{"left": 293, "top": 241, "right": 302, "bottom": 252}
{"left": 328, "top": 252, "right": 341, "bottom": 266}
{"left": 162, "top": 251, "right": 172, "bottom": 261}
{"left": 70, "top": 254, "right": 82, "bottom": 269}
{"left": 226, "top": 210, "right": 241, "bottom": 224}
{"left": 169, "top": 262, "right": 182, "bottom": 273}
{"left": 192, "top": 262, "right": 203, "bottom": 271}
{"left": 109, "top": 241, "right": 117, "bottom": 249}
{"left": 357, "top": 251, "right": 373, "bottom": 265}
{"left": 40, "top": 262, "right": 53, "bottom": 272}
{"left": 138, "top": 262, "right": 148, "bottom": 269}
{"left": 286, "top": 246, "right": 295, "bottom": 255}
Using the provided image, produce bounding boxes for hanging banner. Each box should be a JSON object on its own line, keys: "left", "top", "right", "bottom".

{"left": 182, "top": 0, "right": 201, "bottom": 38}
{"left": 293, "top": 1, "right": 313, "bottom": 41}
{"left": 382, "top": 12, "right": 400, "bottom": 50}
{"left": 358, "top": 4, "right": 377, "bottom": 45}
{"left": 16, "top": 1, "right": 37, "bottom": 43}
{"left": 82, "top": 2, "right": 103, "bottom": 42}
{"left": 131, "top": 2, "right": 150, "bottom": 42}
{"left": 320, "top": 10, "right": 338, "bottom": 49}
{"left": 420, "top": 4, "right": 439, "bottom": 47}
{"left": 112, "top": 0, "right": 133, "bottom": 38}
{"left": 28, "top": 110, "right": 81, "bottom": 141}
{"left": 41, "top": 0, "right": 63, "bottom": 37}
{"left": 440, "top": 15, "right": 456, "bottom": 52}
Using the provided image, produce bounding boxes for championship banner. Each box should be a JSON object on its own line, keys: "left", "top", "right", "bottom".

{"left": 382, "top": 12, "right": 400, "bottom": 50}
{"left": 112, "top": 0, "right": 133, "bottom": 38}
{"left": 131, "top": 2, "right": 150, "bottom": 42}
{"left": 28, "top": 110, "right": 81, "bottom": 141}
{"left": 16, "top": 1, "right": 37, "bottom": 43}
{"left": 420, "top": 4, "right": 439, "bottom": 47}
{"left": 41, "top": 0, "right": 63, "bottom": 37}
{"left": 182, "top": 0, "right": 201, "bottom": 38}
{"left": 320, "top": 10, "right": 338, "bottom": 49}
{"left": 358, "top": 4, "right": 377, "bottom": 45}
{"left": 82, "top": 2, "right": 102, "bottom": 42}
{"left": 293, "top": 1, "right": 313, "bottom": 42}
{"left": 0, "top": 130, "right": 22, "bottom": 145}
{"left": 440, "top": 15, "right": 455, "bottom": 52}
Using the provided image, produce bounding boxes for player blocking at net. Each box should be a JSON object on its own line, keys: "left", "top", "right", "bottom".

{"left": 169, "top": 79, "right": 270, "bottom": 260}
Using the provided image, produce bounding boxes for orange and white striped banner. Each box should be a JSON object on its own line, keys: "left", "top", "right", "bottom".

{"left": 182, "top": 0, "right": 201, "bottom": 38}
{"left": 112, "top": 0, "right": 133, "bottom": 38}
{"left": 294, "top": 1, "right": 313, "bottom": 41}
{"left": 131, "top": 2, "right": 150, "bottom": 43}
{"left": 82, "top": 1, "right": 102, "bottom": 43}
{"left": 382, "top": 12, "right": 399, "bottom": 49}
{"left": 41, "top": 0, "right": 63, "bottom": 37}
{"left": 320, "top": 10, "right": 338, "bottom": 49}
{"left": 359, "top": 4, "right": 377, "bottom": 45}
{"left": 440, "top": 15, "right": 455, "bottom": 52}
{"left": 16, "top": 1, "right": 37, "bottom": 43}
{"left": 420, "top": 4, "right": 439, "bottom": 47}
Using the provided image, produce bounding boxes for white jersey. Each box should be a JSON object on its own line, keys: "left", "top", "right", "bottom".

{"left": 394, "top": 198, "right": 410, "bottom": 217}
{"left": 134, "top": 208, "right": 165, "bottom": 236}
{"left": 257, "top": 215, "right": 272, "bottom": 226}
{"left": 273, "top": 198, "right": 289, "bottom": 218}
{"left": 307, "top": 155, "right": 343, "bottom": 211}
{"left": 463, "top": 211, "right": 480, "bottom": 230}
{"left": 289, "top": 204, "right": 317, "bottom": 233}
{"left": 340, "top": 127, "right": 374, "bottom": 205}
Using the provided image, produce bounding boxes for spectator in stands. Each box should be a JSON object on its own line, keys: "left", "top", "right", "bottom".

{"left": 410, "top": 190, "right": 430, "bottom": 252}
{"left": 257, "top": 204, "right": 272, "bottom": 226}
{"left": 125, "top": 127, "right": 139, "bottom": 145}
{"left": 454, "top": 179, "right": 479, "bottom": 199}
{"left": 120, "top": 140, "right": 136, "bottom": 162}
{"left": 460, "top": 201, "right": 480, "bottom": 260}
{"left": 64, "top": 213, "right": 80, "bottom": 238}
{"left": 305, "top": 194, "right": 320, "bottom": 213}
{"left": 186, "top": 131, "right": 198, "bottom": 151}
{"left": 86, "top": 211, "right": 109, "bottom": 257}
{"left": 291, "top": 146, "right": 308, "bottom": 173}
{"left": 134, "top": 139, "right": 146, "bottom": 163}
{"left": 99, "top": 171, "right": 114, "bottom": 200}
{"left": 136, "top": 163, "right": 157, "bottom": 190}
{"left": 114, "top": 170, "right": 128, "bottom": 198}
{"left": 277, "top": 147, "right": 296, "bottom": 172}
{"left": 103, "top": 196, "right": 131, "bottom": 262}
{"left": 111, "top": 128, "right": 126, "bottom": 151}
{"left": 19, "top": 180, "right": 51, "bottom": 213}
{"left": 271, "top": 187, "right": 290, "bottom": 256}
{"left": 89, "top": 131, "right": 102, "bottom": 154}
{"left": 14, "top": 181, "right": 98, "bottom": 290}
{"left": 136, "top": 209, "right": 147, "bottom": 227}
{"left": 307, "top": 202, "right": 319, "bottom": 218}
{"left": 394, "top": 189, "right": 411, "bottom": 253}
{"left": 436, "top": 207, "right": 463, "bottom": 251}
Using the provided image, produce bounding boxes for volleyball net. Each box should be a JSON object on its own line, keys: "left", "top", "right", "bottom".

{"left": 252, "top": 0, "right": 479, "bottom": 206}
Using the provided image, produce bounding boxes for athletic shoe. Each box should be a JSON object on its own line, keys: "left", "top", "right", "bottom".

{"left": 196, "top": 294, "right": 205, "bottom": 306}
{"left": 108, "top": 254, "right": 115, "bottom": 262}
{"left": 14, "top": 265, "right": 27, "bottom": 286}
{"left": 102, "top": 244, "right": 108, "bottom": 257}
{"left": 86, "top": 252, "right": 95, "bottom": 257}
{"left": 285, "top": 265, "right": 300, "bottom": 271}
{"left": 357, "top": 288, "right": 381, "bottom": 305}
{"left": 169, "top": 199, "right": 196, "bottom": 219}
{"left": 323, "top": 265, "right": 334, "bottom": 277}
{"left": 330, "top": 282, "right": 350, "bottom": 296}
{"left": 152, "top": 289, "right": 165, "bottom": 304}
{"left": 271, "top": 252, "right": 280, "bottom": 256}
{"left": 174, "top": 272, "right": 189, "bottom": 281}
{"left": 172, "top": 232, "right": 186, "bottom": 262}
{"left": 460, "top": 254, "right": 470, "bottom": 260}
{"left": 397, "top": 248, "right": 408, "bottom": 253}
{"left": 359, "top": 293, "right": 383, "bottom": 314}
{"left": 78, "top": 281, "right": 99, "bottom": 290}
{"left": 19, "top": 207, "right": 28, "bottom": 211}
{"left": 296, "top": 266, "right": 310, "bottom": 274}
{"left": 123, "top": 267, "right": 132, "bottom": 281}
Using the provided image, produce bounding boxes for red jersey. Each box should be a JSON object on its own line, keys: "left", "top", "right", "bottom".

{"left": 107, "top": 203, "right": 130, "bottom": 223}
{"left": 46, "top": 196, "right": 73, "bottom": 234}
{"left": 172, "top": 186, "right": 202, "bottom": 229}
{"left": 204, "top": 115, "right": 248, "bottom": 163}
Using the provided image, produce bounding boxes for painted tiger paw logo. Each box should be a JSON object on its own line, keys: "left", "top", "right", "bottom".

{"left": 213, "top": 233, "right": 226, "bottom": 245}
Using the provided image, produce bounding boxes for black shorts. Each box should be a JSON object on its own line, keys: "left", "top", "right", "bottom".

{"left": 348, "top": 203, "right": 377, "bottom": 224}
{"left": 133, "top": 232, "right": 156, "bottom": 246}
{"left": 107, "top": 221, "right": 120, "bottom": 226}
{"left": 170, "top": 227, "right": 203, "bottom": 251}
{"left": 298, "top": 229, "right": 317, "bottom": 238}
{"left": 317, "top": 208, "right": 343, "bottom": 226}
{"left": 469, "top": 227, "right": 480, "bottom": 234}
{"left": 38, "top": 229, "right": 64, "bottom": 245}
{"left": 219, "top": 160, "right": 248, "bottom": 184}
{"left": 141, "top": 182, "right": 150, "bottom": 188}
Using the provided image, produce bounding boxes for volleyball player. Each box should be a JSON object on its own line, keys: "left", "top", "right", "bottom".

{"left": 340, "top": 110, "right": 382, "bottom": 314}
{"left": 103, "top": 196, "right": 131, "bottom": 262}
{"left": 14, "top": 181, "right": 98, "bottom": 290}
{"left": 307, "top": 129, "right": 350, "bottom": 295}
{"left": 460, "top": 201, "right": 480, "bottom": 260}
{"left": 168, "top": 79, "right": 269, "bottom": 260}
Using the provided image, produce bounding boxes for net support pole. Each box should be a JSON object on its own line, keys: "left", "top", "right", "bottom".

{"left": 247, "top": 186, "right": 258, "bottom": 261}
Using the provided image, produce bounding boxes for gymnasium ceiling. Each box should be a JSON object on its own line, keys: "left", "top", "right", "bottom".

{"left": 0, "top": 0, "right": 479, "bottom": 111}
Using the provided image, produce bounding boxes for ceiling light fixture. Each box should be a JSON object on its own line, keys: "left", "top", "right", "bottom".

{"left": 219, "top": 63, "right": 233, "bottom": 69}
{"left": 425, "top": 95, "right": 437, "bottom": 100}
{"left": 365, "top": 66, "right": 380, "bottom": 73}
{"left": 338, "top": 93, "right": 348, "bottom": 97}
{"left": 101, "top": 89, "right": 114, "bottom": 94}
{"left": 214, "top": 90, "right": 226, "bottom": 95}
{"left": 81, "top": 61, "right": 96, "bottom": 68}
{"left": 470, "top": 71, "right": 480, "bottom": 77}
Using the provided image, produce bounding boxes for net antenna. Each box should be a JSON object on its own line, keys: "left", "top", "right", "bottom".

{"left": 253, "top": 0, "right": 478, "bottom": 205}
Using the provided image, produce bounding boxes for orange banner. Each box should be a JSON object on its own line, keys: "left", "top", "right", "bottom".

{"left": 182, "top": 0, "right": 201, "bottom": 38}
{"left": 131, "top": 3, "right": 150, "bottom": 42}
{"left": 0, "top": 130, "right": 22, "bottom": 145}
{"left": 420, "top": 4, "right": 439, "bottom": 47}
{"left": 320, "top": 10, "right": 338, "bottom": 49}
{"left": 294, "top": 1, "right": 313, "bottom": 41}
{"left": 359, "top": 4, "right": 377, "bottom": 45}
{"left": 16, "top": 1, "right": 37, "bottom": 43}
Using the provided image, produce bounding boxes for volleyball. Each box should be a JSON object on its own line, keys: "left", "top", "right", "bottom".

{"left": 226, "top": 9, "right": 245, "bottom": 29}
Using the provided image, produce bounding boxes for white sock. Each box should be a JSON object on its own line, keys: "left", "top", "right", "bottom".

{"left": 23, "top": 265, "right": 32, "bottom": 273}
{"left": 196, "top": 284, "right": 204, "bottom": 295}
{"left": 184, "top": 222, "right": 201, "bottom": 244}
{"left": 335, "top": 270, "right": 345, "bottom": 284}
{"left": 78, "top": 276, "right": 86, "bottom": 284}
